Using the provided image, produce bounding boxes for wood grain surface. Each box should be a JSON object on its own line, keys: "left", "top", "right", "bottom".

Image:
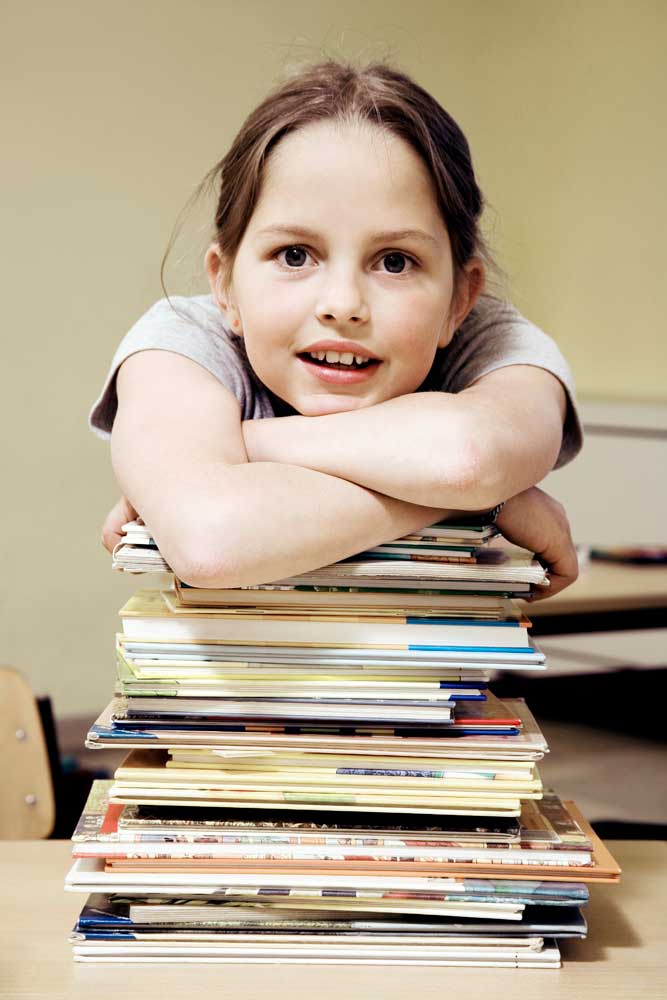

{"left": 0, "top": 840, "right": 665, "bottom": 999}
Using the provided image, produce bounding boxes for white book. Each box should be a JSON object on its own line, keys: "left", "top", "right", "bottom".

{"left": 120, "top": 638, "right": 545, "bottom": 668}
{"left": 121, "top": 697, "right": 454, "bottom": 724}
{"left": 119, "top": 683, "right": 482, "bottom": 700}
{"left": 72, "top": 954, "right": 561, "bottom": 967}
{"left": 65, "top": 857, "right": 503, "bottom": 891}
{"left": 120, "top": 591, "right": 531, "bottom": 649}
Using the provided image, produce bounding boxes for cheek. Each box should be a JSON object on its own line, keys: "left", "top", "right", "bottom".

{"left": 241, "top": 275, "right": 307, "bottom": 334}
{"left": 378, "top": 293, "right": 444, "bottom": 396}
{"left": 239, "top": 290, "right": 300, "bottom": 388}
{"left": 376, "top": 292, "right": 444, "bottom": 368}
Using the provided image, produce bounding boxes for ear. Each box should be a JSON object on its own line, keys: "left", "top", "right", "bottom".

{"left": 438, "top": 258, "right": 486, "bottom": 348}
{"left": 205, "top": 243, "right": 242, "bottom": 334}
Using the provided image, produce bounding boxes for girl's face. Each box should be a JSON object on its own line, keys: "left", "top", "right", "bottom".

{"left": 207, "top": 119, "right": 483, "bottom": 416}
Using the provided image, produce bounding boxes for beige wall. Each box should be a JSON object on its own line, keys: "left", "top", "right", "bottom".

{"left": 3, "top": 0, "right": 665, "bottom": 718}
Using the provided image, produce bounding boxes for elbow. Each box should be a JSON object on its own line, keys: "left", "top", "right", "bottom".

{"left": 435, "top": 416, "right": 560, "bottom": 510}
{"left": 172, "top": 547, "right": 243, "bottom": 591}
{"left": 157, "top": 519, "right": 243, "bottom": 590}
{"left": 174, "top": 557, "right": 239, "bottom": 590}
{"left": 433, "top": 435, "right": 503, "bottom": 511}
{"left": 460, "top": 464, "right": 506, "bottom": 510}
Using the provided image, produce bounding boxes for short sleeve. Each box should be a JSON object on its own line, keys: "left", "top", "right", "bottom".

{"left": 427, "top": 296, "right": 583, "bottom": 469}
{"left": 88, "top": 295, "right": 266, "bottom": 438}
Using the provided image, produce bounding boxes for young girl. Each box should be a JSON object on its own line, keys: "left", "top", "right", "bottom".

{"left": 92, "top": 60, "right": 580, "bottom": 597}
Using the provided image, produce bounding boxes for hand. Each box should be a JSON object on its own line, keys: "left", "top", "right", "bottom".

{"left": 496, "top": 486, "right": 578, "bottom": 600}
{"left": 101, "top": 495, "right": 142, "bottom": 554}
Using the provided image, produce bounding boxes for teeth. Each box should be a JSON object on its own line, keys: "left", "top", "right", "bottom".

{"left": 307, "top": 350, "right": 373, "bottom": 366}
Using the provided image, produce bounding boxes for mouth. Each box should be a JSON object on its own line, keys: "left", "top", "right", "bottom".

{"left": 296, "top": 349, "right": 381, "bottom": 385}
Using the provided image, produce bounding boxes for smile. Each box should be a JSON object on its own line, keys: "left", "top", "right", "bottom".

{"left": 297, "top": 352, "right": 381, "bottom": 384}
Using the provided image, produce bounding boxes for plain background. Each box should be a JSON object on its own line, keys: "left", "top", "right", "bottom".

{"left": 2, "top": 0, "right": 665, "bottom": 718}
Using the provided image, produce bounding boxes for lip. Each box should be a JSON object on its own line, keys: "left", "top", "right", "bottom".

{"left": 297, "top": 355, "right": 380, "bottom": 384}
{"left": 299, "top": 339, "right": 381, "bottom": 361}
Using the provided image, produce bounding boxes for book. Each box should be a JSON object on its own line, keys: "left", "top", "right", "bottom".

{"left": 68, "top": 509, "right": 627, "bottom": 970}
{"left": 268, "top": 556, "right": 547, "bottom": 587}
{"left": 115, "top": 789, "right": 589, "bottom": 852}
{"left": 119, "top": 590, "right": 533, "bottom": 650}
{"left": 120, "top": 519, "right": 501, "bottom": 547}
{"left": 119, "top": 696, "right": 455, "bottom": 725}
{"left": 106, "top": 788, "right": 524, "bottom": 818}
{"left": 174, "top": 579, "right": 510, "bottom": 610}
{"left": 73, "top": 892, "right": 588, "bottom": 936}
{"left": 69, "top": 937, "right": 563, "bottom": 968}
{"left": 167, "top": 589, "right": 515, "bottom": 620}
{"left": 116, "top": 656, "right": 488, "bottom": 700}
{"left": 112, "top": 523, "right": 544, "bottom": 593}
{"left": 109, "top": 688, "right": 523, "bottom": 735}
{"left": 72, "top": 780, "right": 529, "bottom": 845}
{"left": 112, "top": 540, "right": 533, "bottom": 592}
{"left": 87, "top": 696, "right": 548, "bottom": 758}
{"left": 118, "top": 634, "right": 546, "bottom": 670}
{"left": 108, "top": 747, "right": 542, "bottom": 803}
{"left": 65, "top": 804, "right": 621, "bottom": 884}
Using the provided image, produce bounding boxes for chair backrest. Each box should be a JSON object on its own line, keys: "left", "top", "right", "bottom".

{"left": 0, "top": 666, "right": 55, "bottom": 838}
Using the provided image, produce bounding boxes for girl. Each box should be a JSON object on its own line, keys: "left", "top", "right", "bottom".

{"left": 92, "top": 60, "right": 580, "bottom": 597}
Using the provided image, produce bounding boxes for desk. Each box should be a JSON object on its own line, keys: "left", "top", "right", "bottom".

{"left": 521, "top": 562, "right": 667, "bottom": 635}
{"left": 1, "top": 841, "right": 665, "bottom": 999}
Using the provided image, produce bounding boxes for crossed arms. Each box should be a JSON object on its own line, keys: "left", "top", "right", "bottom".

{"left": 105, "top": 350, "right": 578, "bottom": 596}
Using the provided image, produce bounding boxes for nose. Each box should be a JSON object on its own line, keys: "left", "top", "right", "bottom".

{"left": 315, "top": 267, "right": 370, "bottom": 326}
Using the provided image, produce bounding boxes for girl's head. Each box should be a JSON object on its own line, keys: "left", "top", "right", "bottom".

{"left": 195, "top": 61, "right": 490, "bottom": 415}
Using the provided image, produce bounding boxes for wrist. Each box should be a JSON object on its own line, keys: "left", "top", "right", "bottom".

{"left": 242, "top": 417, "right": 275, "bottom": 463}
{"left": 245, "top": 413, "right": 312, "bottom": 465}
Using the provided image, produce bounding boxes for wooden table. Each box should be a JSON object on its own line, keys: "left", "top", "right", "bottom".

{"left": 1, "top": 841, "right": 665, "bottom": 999}
{"left": 521, "top": 561, "right": 667, "bottom": 635}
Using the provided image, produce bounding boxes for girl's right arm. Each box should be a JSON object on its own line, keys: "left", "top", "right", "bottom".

{"left": 111, "top": 351, "right": 453, "bottom": 588}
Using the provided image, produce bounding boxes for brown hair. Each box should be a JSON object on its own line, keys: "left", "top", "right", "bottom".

{"left": 162, "top": 59, "right": 494, "bottom": 295}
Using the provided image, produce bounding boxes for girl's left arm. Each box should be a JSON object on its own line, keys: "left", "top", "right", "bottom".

{"left": 243, "top": 365, "right": 566, "bottom": 508}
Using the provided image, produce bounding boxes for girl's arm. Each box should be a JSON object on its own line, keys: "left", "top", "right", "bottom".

{"left": 102, "top": 483, "right": 579, "bottom": 597}
{"left": 106, "top": 351, "right": 578, "bottom": 596}
{"left": 495, "top": 486, "right": 578, "bottom": 599}
{"left": 243, "top": 366, "right": 566, "bottom": 509}
{"left": 110, "top": 351, "right": 455, "bottom": 588}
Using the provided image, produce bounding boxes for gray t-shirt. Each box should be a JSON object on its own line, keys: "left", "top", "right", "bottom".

{"left": 89, "top": 293, "right": 583, "bottom": 469}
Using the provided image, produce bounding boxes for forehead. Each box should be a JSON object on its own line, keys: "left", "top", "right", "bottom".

{"left": 250, "top": 119, "right": 446, "bottom": 237}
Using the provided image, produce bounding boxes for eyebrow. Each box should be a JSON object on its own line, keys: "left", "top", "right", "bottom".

{"left": 256, "top": 224, "right": 439, "bottom": 246}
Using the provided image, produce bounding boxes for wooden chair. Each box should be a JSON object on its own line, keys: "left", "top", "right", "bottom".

{"left": 0, "top": 666, "right": 55, "bottom": 838}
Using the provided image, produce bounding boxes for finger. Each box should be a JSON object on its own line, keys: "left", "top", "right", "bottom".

{"left": 528, "top": 558, "right": 579, "bottom": 601}
{"left": 546, "top": 567, "right": 579, "bottom": 598}
{"left": 101, "top": 510, "right": 125, "bottom": 553}
{"left": 531, "top": 522, "right": 579, "bottom": 600}
{"left": 528, "top": 575, "right": 571, "bottom": 602}
{"left": 101, "top": 525, "right": 122, "bottom": 554}
{"left": 100, "top": 496, "right": 134, "bottom": 554}
{"left": 545, "top": 546, "right": 579, "bottom": 596}
{"left": 119, "top": 496, "right": 139, "bottom": 525}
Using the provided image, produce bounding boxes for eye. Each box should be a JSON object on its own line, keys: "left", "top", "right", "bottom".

{"left": 273, "top": 245, "right": 313, "bottom": 268}
{"left": 378, "top": 251, "right": 417, "bottom": 274}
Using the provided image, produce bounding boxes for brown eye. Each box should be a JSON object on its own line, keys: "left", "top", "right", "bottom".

{"left": 279, "top": 246, "right": 309, "bottom": 267}
{"left": 381, "top": 252, "right": 416, "bottom": 274}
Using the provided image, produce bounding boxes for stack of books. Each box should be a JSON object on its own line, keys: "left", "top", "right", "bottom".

{"left": 65, "top": 519, "right": 620, "bottom": 967}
